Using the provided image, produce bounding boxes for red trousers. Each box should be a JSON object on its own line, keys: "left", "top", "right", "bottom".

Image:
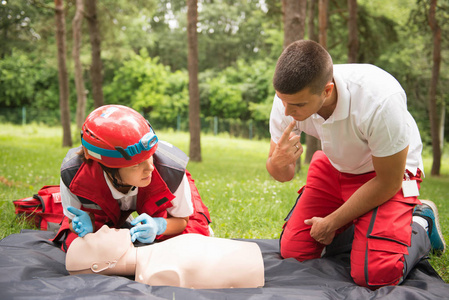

{"left": 280, "top": 151, "right": 422, "bottom": 289}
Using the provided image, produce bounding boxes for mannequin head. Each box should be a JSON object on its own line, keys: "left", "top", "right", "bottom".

{"left": 66, "top": 225, "right": 136, "bottom": 275}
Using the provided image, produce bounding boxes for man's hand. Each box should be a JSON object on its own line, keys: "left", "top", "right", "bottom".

{"left": 130, "top": 213, "right": 167, "bottom": 244}
{"left": 304, "top": 217, "right": 336, "bottom": 245}
{"left": 273, "top": 120, "right": 303, "bottom": 165}
{"left": 67, "top": 206, "right": 94, "bottom": 238}
{"left": 267, "top": 121, "right": 302, "bottom": 182}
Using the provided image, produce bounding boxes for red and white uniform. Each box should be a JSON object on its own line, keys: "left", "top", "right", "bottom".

{"left": 270, "top": 64, "right": 425, "bottom": 288}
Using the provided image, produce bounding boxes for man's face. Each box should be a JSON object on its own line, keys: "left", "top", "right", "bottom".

{"left": 276, "top": 87, "right": 326, "bottom": 121}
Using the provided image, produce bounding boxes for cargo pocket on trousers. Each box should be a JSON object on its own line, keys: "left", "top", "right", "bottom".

{"left": 367, "top": 202, "right": 414, "bottom": 247}
{"left": 364, "top": 237, "right": 408, "bottom": 286}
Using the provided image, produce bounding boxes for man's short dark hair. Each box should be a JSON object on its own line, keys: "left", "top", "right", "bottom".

{"left": 273, "top": 40, "right": 333, "bottom": 95}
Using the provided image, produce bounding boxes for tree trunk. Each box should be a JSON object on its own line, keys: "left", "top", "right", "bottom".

{"left": 187, "top": 0, "right": 201, "bottom": 162}
{"left": 307, "top": 0, "right": 318, "bottom": 42}
{"left": 347, "top": 0, "right": 358, "bottom": 63}
{"left": 55, "top": 0, "right": 72, "bottom": 147}
{"left": 304, "top": 0, "right": 329, "bottom": 166}
{"left": 304, "top": 0, "right": 321, "bottom": 164}
{"left": 428, "top": 0, "right": 441, "bottom": 176}
{"left": 283, "top": 0, "right": 307, "bottom": 172}
{"left": 305, "top": 136, "right": 321, "bottom": 163}
{"left": 73, "top": 0, "right": 87, "bottom": 129}
{"left": 440, "top": 102, "right": 445, "bottom": 152}
{"left": 282, "top": 0, "right": 307, "bottom": 48}
{"left": 85, "top": 0, "right": 104, "bottom": 108}
{"left": 318, "top": 0, "right": 328, "bottom": 48}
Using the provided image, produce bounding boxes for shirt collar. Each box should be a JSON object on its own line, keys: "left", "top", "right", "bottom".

{"left": 309, "top": 71, "right": 350, "bottom": 122}
{"left": 327, "top": 70, "right": 351, "bottom": 122}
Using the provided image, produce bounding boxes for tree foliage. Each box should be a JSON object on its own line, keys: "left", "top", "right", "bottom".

{"left": 0, "top": 0, "right": 50, "bottom": 58}
{"left": 0, "top": 53, "right": 36, "bottom": 106}
{"left": 0, "top": 0, "right": 448, "bottom": 147}
{"left": 103, "top": 49, "right": 189, "bottom": 125}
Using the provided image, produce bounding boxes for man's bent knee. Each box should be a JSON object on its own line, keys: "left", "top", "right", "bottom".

{"left": 351, "top": 240, "right": 406, "bottom": 289}
{"left": 280, "top": 234, "right": 322, "bottom": 261}
{"left": 351, "top": 262, "right": 403, "bottom": 290}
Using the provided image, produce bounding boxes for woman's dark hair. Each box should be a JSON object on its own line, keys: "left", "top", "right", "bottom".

{"left": 273, "top": 40, "right": 333, "bottom": 95}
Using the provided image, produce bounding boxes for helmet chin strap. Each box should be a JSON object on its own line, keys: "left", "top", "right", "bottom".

{"left": 106, "top": 171, "right": 134, "bottom": 192}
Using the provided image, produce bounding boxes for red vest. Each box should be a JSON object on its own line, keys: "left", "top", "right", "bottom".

{"left": 53, "top": 147, "right": 211, "bottom": 251}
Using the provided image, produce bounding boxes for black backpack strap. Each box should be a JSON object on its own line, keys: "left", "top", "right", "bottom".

{"left": 60, "top": 146, "right": 84, "bottom": 189}
{"left": 153, "top": 141, "right": 189, "bottom": 194}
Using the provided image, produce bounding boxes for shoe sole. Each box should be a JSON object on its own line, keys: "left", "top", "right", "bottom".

{"left": 420, "top": 199, "right": 446, "bottom": 253}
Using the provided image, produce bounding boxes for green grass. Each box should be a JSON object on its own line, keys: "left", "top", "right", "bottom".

{"left": 1, "top": 124, "right": 449, "bottom": 282}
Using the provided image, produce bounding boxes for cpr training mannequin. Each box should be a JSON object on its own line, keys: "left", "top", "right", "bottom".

{"left": 66, "top": 225, "right": 265, "bottom": 289}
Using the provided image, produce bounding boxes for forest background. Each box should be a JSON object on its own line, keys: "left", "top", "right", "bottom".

{"left": 1, "top": 0, "right": 448, "bottom": 158}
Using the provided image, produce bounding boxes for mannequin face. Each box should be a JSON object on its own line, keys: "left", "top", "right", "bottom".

{"left": 118, "top": 156, "right": 155, "bottom": 187}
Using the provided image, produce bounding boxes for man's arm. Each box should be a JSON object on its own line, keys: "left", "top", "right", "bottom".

{"left": 266, "top": 121, "right": 302, "bottom": 182}
{"left": 305, "top": 146, "right": 409, "bottom": 245}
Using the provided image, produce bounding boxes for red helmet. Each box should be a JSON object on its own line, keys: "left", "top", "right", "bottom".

{"left": 81, "top": 105, "right": 158, "bottom": 168}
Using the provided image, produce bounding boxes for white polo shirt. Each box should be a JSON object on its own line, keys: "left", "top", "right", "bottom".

{"left": 270, "top": 64, "right": 423, "bottom": 176}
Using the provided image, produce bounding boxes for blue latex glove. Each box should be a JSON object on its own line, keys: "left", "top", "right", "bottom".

{"left": 67, "top": 206, "right": 93, "bottom": 238}
{"left": 130, "top": 213, "right": 167, "bottom": 244}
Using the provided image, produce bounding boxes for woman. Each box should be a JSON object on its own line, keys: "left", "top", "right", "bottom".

{"left": 53, "top": 105, "right": 211, "bottom": 251}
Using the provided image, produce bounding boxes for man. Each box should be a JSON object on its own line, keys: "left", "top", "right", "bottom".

{"left": 267, "top": 40, "right": 445, "bottom": 289}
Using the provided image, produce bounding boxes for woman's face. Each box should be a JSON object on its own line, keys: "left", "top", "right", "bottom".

{"left": 118, "top": 156, "right": 155, "bottom": 187}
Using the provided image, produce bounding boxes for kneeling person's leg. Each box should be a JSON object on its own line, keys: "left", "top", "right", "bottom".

{"left": 280, "top": 151, "right": 344, "bottom": 261}
{"left": 351, "top": 199, "right": 418, "bottom": 289}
